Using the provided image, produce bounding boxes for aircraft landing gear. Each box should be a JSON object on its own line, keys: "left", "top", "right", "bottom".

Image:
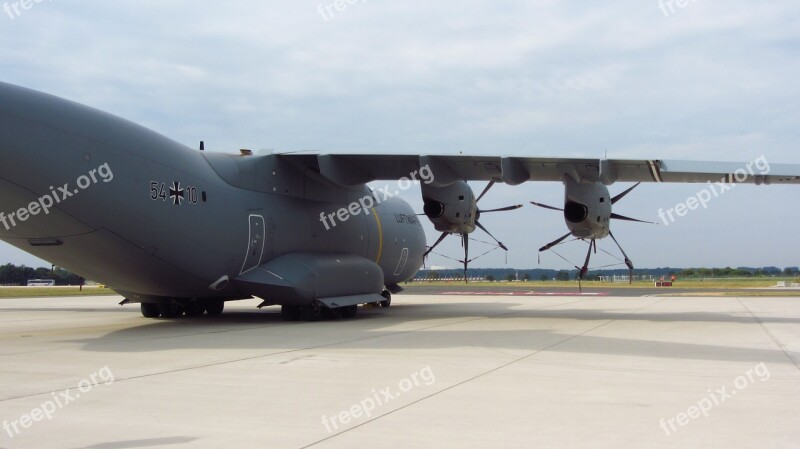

{"left": 139, "top": 299, "right": 224, "bottom": 319}
{"left": 141, "top": 302, "right": 160, "bottom": 318}
{"left": 184, "top": 302, "right": 206, "bottom": 317}
{"left": 340, "top": 305, "right": 358, "bottom": 318}
{"left": 286, "top": 303, "right": 357, "bottom": 321}
{"left": 281, "top": 305, "right": 302, "bottom": 321}
{"left": 380, "top": 290, "right": 392, "bottom": 308}
{"left": 158, "top": 300, "right": 184, "bottom": 318}
{"left": 301, "top": 304, "right": 323, "bottom": 322}
{"left": 205, "top": 300, "right": 225, "bottom": 316}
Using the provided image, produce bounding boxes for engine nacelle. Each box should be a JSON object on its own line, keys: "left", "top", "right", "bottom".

{"left": 563, "top": 178, "right": 611, "bottom": 239}
{"left": 421, "top": 181, "right": 477, "bottom": 234}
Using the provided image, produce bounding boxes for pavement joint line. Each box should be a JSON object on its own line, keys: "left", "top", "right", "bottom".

{"left": 736, "top": 297, "right": 800, "bottom": 371}
{"left": 0, "top": 297, "right": 593, "bottom": 403}
{"left": 0, "top": 317, "right": 303, "bottom": 358}
{"left": 299, "top": 296, "right": 667, "bottom": 448}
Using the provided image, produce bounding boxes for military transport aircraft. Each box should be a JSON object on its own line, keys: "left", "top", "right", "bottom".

{"left": 1, "top": 82, "right": 799, "bottom": 321}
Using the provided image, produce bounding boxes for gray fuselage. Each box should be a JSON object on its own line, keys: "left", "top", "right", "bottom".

{"left": 0, "top": 82, "right": 426, "bottom": 302}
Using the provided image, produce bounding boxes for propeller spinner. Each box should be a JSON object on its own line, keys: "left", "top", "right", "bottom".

{"left": 422, "top": 181, "right": 521, "bottom": 283}
{"left": 531, "top": 181, "right": 653, "bottom": 283}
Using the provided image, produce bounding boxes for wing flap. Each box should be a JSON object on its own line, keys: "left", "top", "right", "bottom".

{"left": 275, "top": 153, "right": 800, "bottom": 185}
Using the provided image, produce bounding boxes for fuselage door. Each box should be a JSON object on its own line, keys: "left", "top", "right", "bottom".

{"left": 240, "top": 214, "right": 265, "bottom": 274}
{"left": 393, "top": 247, "right": 409, "bottom": 276}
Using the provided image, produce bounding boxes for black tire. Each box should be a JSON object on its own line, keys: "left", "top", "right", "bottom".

{"left": 340, "top": 305, "right": 358, "bottom": 319}
{"left": 323, "top": 307, "right": 340, "bottom": 320}
{"left": 158, "top": 300, "right": 184, "bottom": 318}
{"left": 301, "top": 304, "right": 323, "bottom": 322}
{"left": 140, "top": 303, "right": 160, "bottom": 318}
{"left": 380, "top": 291, "right": 392, "bottom": 308}
{"left": 184, "top": 302, "right": 206, "bottom": 317}
{"left": 206, "top": 300, "right": 225, "bottom": 316}
{"left": 281, "top": 305, "right": 301, "bottom": 321}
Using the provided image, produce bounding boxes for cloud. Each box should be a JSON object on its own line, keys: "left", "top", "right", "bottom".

{"left": 0, "top": 0, "right": 798, "bottom": 269}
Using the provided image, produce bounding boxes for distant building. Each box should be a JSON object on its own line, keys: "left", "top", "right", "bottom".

{"left": 27, "top": 279, "right": 55, "bottom": 286}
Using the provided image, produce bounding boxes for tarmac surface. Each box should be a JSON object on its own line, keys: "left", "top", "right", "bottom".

{"left": 1, "top": 294, "right": 799, "bottom": 449}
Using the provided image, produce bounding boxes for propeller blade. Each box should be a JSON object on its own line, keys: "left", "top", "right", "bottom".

{"left": 579, "top": 239, "right": 593, "bottom": 280}
{"left": 530, "top": 201, "right": 564, "bottom": 212}
{"left": 475, "top": 220, "right": 508, "bottom": 251}
{"left": 476, "top": 181, "right": 495, "bottom": 203}
{"left": 611, "top": 182, "right": 641, "bottom": 204}
{"left": 539, "top": 232, "right": 572, "bottom": 252}
{"left": 610, "top": 213, "right": 656, "bottom": 224}
{"left": 423, "top": 232, "right": 449, "bottom": 258}
{"left": 479, "top": 204, "right": 523, "bottom": 213}
{"left": 462, "top": 233, "right": 470, "bottom": 284}
{"left": 608, "top": 231, "right": 634, "bottom": 271}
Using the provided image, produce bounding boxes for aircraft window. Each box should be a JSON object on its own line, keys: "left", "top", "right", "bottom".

{"left": 202, "top": 191, "right": 207, "bottom": 202}
{"left": 600, "top": 197, "right": 605, "bottom": 203}
{"left": 597, "top": 216, "right": 600, "bottom": 222}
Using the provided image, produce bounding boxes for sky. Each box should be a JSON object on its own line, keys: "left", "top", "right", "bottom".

{"left": 0, "top": 0, "right": 799, "bottom": 271}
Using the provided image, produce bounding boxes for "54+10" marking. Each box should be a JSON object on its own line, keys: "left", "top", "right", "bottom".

{"left": 149, "top": 181, "right": 200, "bottom": 206}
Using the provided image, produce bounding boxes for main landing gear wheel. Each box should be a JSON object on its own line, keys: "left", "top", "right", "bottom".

{"left": 184, "top": 302, "right": 206, "bottom": 317}
{"left": 158, "top": 300, "right": 184, "bottom": 318}
{"left": 380, "top": 290, "right": 392, "bottom": 308}
{"left": 281, "top": 305, "right": 302, "bottom": 321}
{"left": 301, "top": 304, "right": 324, "bottom": 322}
{"left": 340, "top": 305, "right": 358, "bottom": 319}
{"left": 324, "top": 307, "right": 341, "bottom": 320}
{"left": 205, "top": 300, "right": 225, "bottom": 316}
{"left": 140, "top": 303, "right": 160, "bottom": 318}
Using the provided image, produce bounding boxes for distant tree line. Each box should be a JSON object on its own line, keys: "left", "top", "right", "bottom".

{"left": 0, "top": 264, "right": 84, "bottom": 286}
{"left": 679, "top": 267, "right": 798, "bottom": 278}
{"left": 415, "top": 266, "right": 800, "bottom": 282}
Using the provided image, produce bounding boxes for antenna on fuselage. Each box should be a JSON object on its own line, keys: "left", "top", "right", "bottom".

{"left": 200, "top": 141, "right": 205, "bottom": 151}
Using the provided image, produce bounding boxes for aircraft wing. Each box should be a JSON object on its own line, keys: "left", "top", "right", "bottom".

{"left": 277, "top": 154, "right": 800, "bottom": 187}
